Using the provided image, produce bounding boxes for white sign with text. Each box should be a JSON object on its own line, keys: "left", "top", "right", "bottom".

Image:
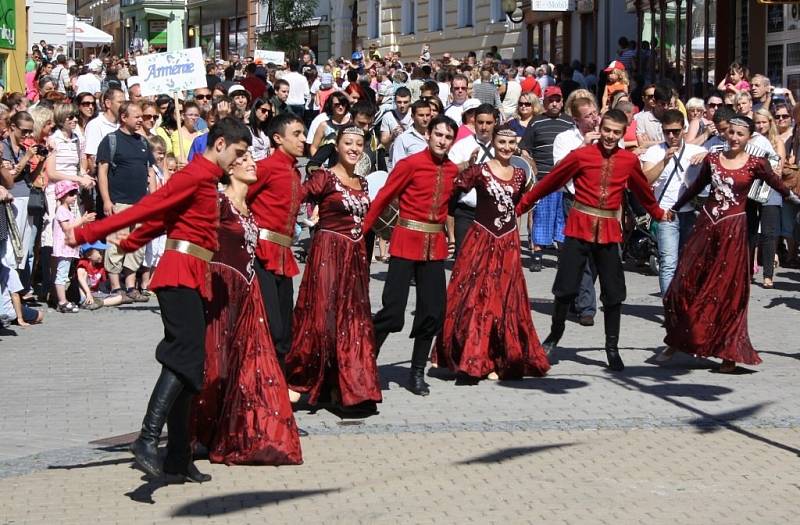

{"left": 254, "top": 49, "right": 286, "bottom": 65}
{"left": 531, "top": 0, "right": 571, "bottom": 11}
{"left": 136, "top": 47, "right": 207, "bottom": 96}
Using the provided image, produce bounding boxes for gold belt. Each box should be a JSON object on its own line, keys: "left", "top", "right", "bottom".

{"left": 397, "top": 217, "right": 445, "bottom": 233}
{"left": 573, "top": 201, "right": 621, "bottom": 219}
{"left": 258, "top": 228, "right": 293, "bottom": 247}
{"left": 164, "top": 239, "right": 213, "bottom": 262}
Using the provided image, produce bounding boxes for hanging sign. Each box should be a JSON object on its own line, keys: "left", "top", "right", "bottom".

{"left": 136, "top": 47, "right": 207, "bottom": 97}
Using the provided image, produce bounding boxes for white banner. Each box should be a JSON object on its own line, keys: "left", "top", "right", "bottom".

{"left": 254, "top": 49, "right": 286, "bottom": 65}
{"left": 136, "top": 47, "right": 207, "bottom": 97}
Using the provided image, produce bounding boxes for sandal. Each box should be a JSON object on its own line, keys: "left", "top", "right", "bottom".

{"left": 762, "top": 278, "right": 774, "bottom": 289}
{"left": 83, "top": 297, "right": 104, "bottom": 311}
{"left": 718, "top": 360, "right": 737, "bottom": 374}
{"left": 57, "top": 302, "right": 79, "bottom": 314}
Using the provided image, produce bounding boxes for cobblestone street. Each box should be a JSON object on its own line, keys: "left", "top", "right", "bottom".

{"left": 1, "top": 256, "right": 800, "bottom": 523}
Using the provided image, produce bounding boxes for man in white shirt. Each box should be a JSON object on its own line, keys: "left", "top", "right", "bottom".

{"left": 283, "top": 61, "right": 310, "bottom": 117}
{"left": 634, "top": 84, "right": 670, "bottom": 148}
{"left": 380, "top": 86, "right": 413, "bottom": 148}
{"left": 84, "top": 86, "right": 124, "bottom": 175}
{"left": 641, "top": 109, "right": 706, "bottom": 294}
{"left": 551, "top": 94, "right": 602, "bottom": 325}
{"left": 76, "top": 60, "right": 103, "bottom": 98}
{"left": 500, "top": 69, "right": 522, "bottom": 120}
{"left": 444, "top": 74, "right": 470, "bottom": 124}
{"left": 447, "top": 104, "right": 497, "bottom": 254}
{"left": 390, "top": 100, "right": 431, "bottom": 169}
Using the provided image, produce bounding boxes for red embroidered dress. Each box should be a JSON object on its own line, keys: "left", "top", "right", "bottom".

{"left": 285, "top": 170, "right": 382, "bottom": 407}
{"left": 433, "top": 164, "right": 550, "bottom": 379}
{"left": 664, "top": 153, "right": 791, "bottom": 365}
{"left": 191, "top": 194, "right": 302, "bottom": 465}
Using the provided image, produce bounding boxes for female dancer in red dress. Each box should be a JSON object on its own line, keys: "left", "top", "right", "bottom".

{"left": 433, "top": 126, "right": 550, "bottom": 381}
{"left": 192, "top": 152, "right": 302, "bottom": 464}
{"left": 285, "top": 127, "right": 382, "bottom": 412}
{"left": 661, "top": 116, "right": 800, "bottom": 372}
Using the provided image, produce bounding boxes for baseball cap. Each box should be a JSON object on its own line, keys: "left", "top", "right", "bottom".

{"left": 320, "top": 72, "right": 333, "bottom": 89}
{"left": 462, "top": 98, "right": 481, "bottom": 112}
{"left": 604, "top": 60, "right": 625, "bottom": 72}
{"left": 543, "top": 86, "right": 562, "bottom": 99}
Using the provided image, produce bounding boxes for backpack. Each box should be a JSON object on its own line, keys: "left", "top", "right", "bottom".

{"left": 107, "top": 131, "right": 150, "bottom": 172}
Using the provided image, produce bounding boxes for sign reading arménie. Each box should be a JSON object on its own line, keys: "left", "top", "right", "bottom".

{"left": 531, "top": 0, "right": 571, "bottom": 11}
{"left": 0, "top": 0, "right": 16, "bottom": 49}
{"left": 137, "top": 47, "right": 207, "bottom": 97}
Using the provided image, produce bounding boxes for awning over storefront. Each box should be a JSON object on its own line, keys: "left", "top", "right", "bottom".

{"left": 65, "top": 14, "right": 113, "bottom": 45}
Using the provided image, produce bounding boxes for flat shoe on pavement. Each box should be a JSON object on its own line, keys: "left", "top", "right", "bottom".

{"left": 655, "top": 347, "right": 676, "bottom": 363}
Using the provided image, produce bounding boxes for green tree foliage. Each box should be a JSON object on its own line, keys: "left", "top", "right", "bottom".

{"left": 258, "top": 0, "right": 319, "bottom": 60}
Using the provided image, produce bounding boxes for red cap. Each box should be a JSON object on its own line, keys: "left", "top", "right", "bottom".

{"left": 543, "top": 86, "right": 562, "bottom": 99}
{"left": 604, "top": 60, "right": 625, "bottom": 72}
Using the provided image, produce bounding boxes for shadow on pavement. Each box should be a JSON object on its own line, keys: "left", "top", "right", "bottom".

{"left": 764, "top": 295, "right": 800, "bottom": 311}
{"left": 496, "top": 376, "right": 589, "bottom": 394}
{"left": 377, "top": 360, "right": 411, "bottom": 390}
{"left": 456, "top": 443, "right": 576, "bottom": 465}
{"left": 48, "top": 456, "right": 134, "bottom": 470}
{"left": 170, "top": 489, "right": 339, "bottom": 515}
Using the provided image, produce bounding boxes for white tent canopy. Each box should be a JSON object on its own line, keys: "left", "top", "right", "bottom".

{"left": 65, "top": 14, "right": 113, "bottom": 45}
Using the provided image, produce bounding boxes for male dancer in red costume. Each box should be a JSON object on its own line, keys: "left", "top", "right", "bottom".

{"left": 68, "top": 118, "right": 252, "bottom": 482}
{"left": 247, "top": 113, "right": 305, "bottom": 364}
{"left": 516, "top": 110, "right": 673, "bottom": 371}
{"left": 365, "top": 115, "right": 460, "bottom": 395}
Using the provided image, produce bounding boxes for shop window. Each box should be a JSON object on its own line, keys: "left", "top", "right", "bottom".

{"left": 787, "top": 42, "right": 800, "bottom": 67}
{"left": 429, "top": 0, "right": 444, "bottom": 32}
{"left": 767, "top": 45, "right": 784, "bottom": 87}
{"left": 458, "top": 0, "right": 474, "bottom": 28}
{"left": 767, "top": 5, "right": 784, "bottom": 33}
{"left": 368, "top": 0, "right": 381, "bottom": 39}
{"left": 401, "top": 0, "right": 417, "bottom": 35}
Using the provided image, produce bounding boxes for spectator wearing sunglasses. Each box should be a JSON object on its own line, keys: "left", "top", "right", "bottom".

{"left": 192, "top": 87, "right": 213, "bottom": 131}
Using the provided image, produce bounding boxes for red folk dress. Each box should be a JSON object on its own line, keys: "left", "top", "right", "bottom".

{"left": 285, "top": 170, "right": 382, "bottom": 407}
{"left": 192, "top": 194, "right": 302, "bottom": 465}
{"left": 664, "top": 153, "right": 791, "bottom": 365}
{"left": 433, "top": 164, "right": 550, "bottom": 379}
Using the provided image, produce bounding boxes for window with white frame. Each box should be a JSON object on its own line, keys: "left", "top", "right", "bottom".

{"left": 368, "top": 0, "right": 381, "bottom": 39}
{"left": 401, "top": 0, "right": 417, "bottom": 35}
{"left": 429, "top": 0, "right": 444, "bottom": 32}
{"left": 458, "top": 0, "right": 474, "bottom": 28}
{"left": 490, "top": 0, "right": 506, "bottom": 23}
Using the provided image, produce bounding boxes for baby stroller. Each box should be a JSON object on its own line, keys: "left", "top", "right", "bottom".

{"left": 621, "top": 190, "right": 659, "bottom": 275}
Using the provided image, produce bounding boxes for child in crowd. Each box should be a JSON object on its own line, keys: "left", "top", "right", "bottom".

{"left": 141, "top": 138, "right": 175, "bottom": 295}
{"left": 601, "top": 61, "right": 629, "bottom": 112}
{"left": 52, "top": 180, "right": 95, "bottom": 313}
{"left": 76, "top": 242, "right": 123, "bottom": 310}
{"left": 717, "top": 62, "right": 750, "bottom": 95}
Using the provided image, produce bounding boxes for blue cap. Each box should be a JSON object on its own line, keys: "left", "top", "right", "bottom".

{"left": 80, "top": 241, "right": 107, "bottom": 253}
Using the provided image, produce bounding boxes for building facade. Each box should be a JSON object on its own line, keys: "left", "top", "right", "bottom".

{"left": 0, "top": 0, "right": 27, "bottom": 92}
{"left": 121, "top": 0, "right": 186, "bottom": 53}
{"left": 27, "top": 0, "right": 68, "bottom": 49}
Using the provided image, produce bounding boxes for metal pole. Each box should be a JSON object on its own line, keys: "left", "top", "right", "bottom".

{"left": 703, "top": 0, "right": 710, "bottom": 96}
{"left": 73, "top": 0, "right": 78, "bottom": 60}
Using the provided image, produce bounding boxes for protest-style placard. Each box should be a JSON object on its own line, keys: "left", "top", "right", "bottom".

{"left": 254, "top": 49, "right": 286, "bottom": 65}
{"left": 136, "top": 47, "right": 207, "bottom": 97}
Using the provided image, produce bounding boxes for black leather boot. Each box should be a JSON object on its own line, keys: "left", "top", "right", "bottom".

{"left": 542, "top": 300, "right": 569, "bottom": 356}
{"left": 130, "top": 368, "right": 184, "bottom": 478}
{"left": 163, "top": 389, "right": 212, "bottom": 483}
{"left": 605, "top": 335, "right": 625, "bottom": 372}
{"left": 408, "top": 367, "right": 430, "bottom": 396}
{"left": 374, "top": 331, "right": 389, "bottom": 357}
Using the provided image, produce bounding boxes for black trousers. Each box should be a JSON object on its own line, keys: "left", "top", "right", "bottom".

{"left": 553, "top": 237, "right": 626, "bottom": 307}
{"left": 373, "top": 257, "right": 446, "bottom": 369}
{"left": 453, "top": 205, "right": 475, "bottom": 257}
{"left": 255, "top": 259, "right": 294, "bottom": 357}
{"left": 561, "top": 194, "right": 598, "bottom": 315}
{"left": 155, "top": 287, "right": 206, "bottom": 393}
{"left": 759, "top": 205, "right": 781, "bottom": 279}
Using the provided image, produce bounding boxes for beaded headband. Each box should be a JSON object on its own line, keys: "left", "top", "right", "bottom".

{"left": 729, "top": 117, "right": 750, "bottom": 128}
{"left": 496, "top": 128, "right": 518, "bottom": 138}
{"left": 341, "top": 126, "right": 365, "bottom": 137}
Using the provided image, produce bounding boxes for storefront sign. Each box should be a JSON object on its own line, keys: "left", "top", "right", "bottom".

{"left": 531, "top": 0, "right": 571, "bottom": 11}
{"left": 254, "top": 49, "right": 286, "bottom": 65}
{"left": 149, "top": 20, "right": 168, "bottom": 46}
{"left": 0, "top": 0, "right": 16, "bottom": 49}
{"left": 137, "top": 47, "right": 206, "bottom": 96}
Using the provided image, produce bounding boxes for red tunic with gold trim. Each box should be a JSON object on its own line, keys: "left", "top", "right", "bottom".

{"left": 516, "top": 143, "right": 665, "bottom": 242}
{"left": 285, "top": 169, "right": 382, "bottom": 407}
{"left": 363, "top": 149, "right": 458, "bottom": 261}
{"left": 247, "top": 148, "right": 303, "bottom": 277}
{"left": 433, "top": 163, "right": 550, "bottom": 379}
{"left": 73, "top": 155, "right": 222, "bottom": 300}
